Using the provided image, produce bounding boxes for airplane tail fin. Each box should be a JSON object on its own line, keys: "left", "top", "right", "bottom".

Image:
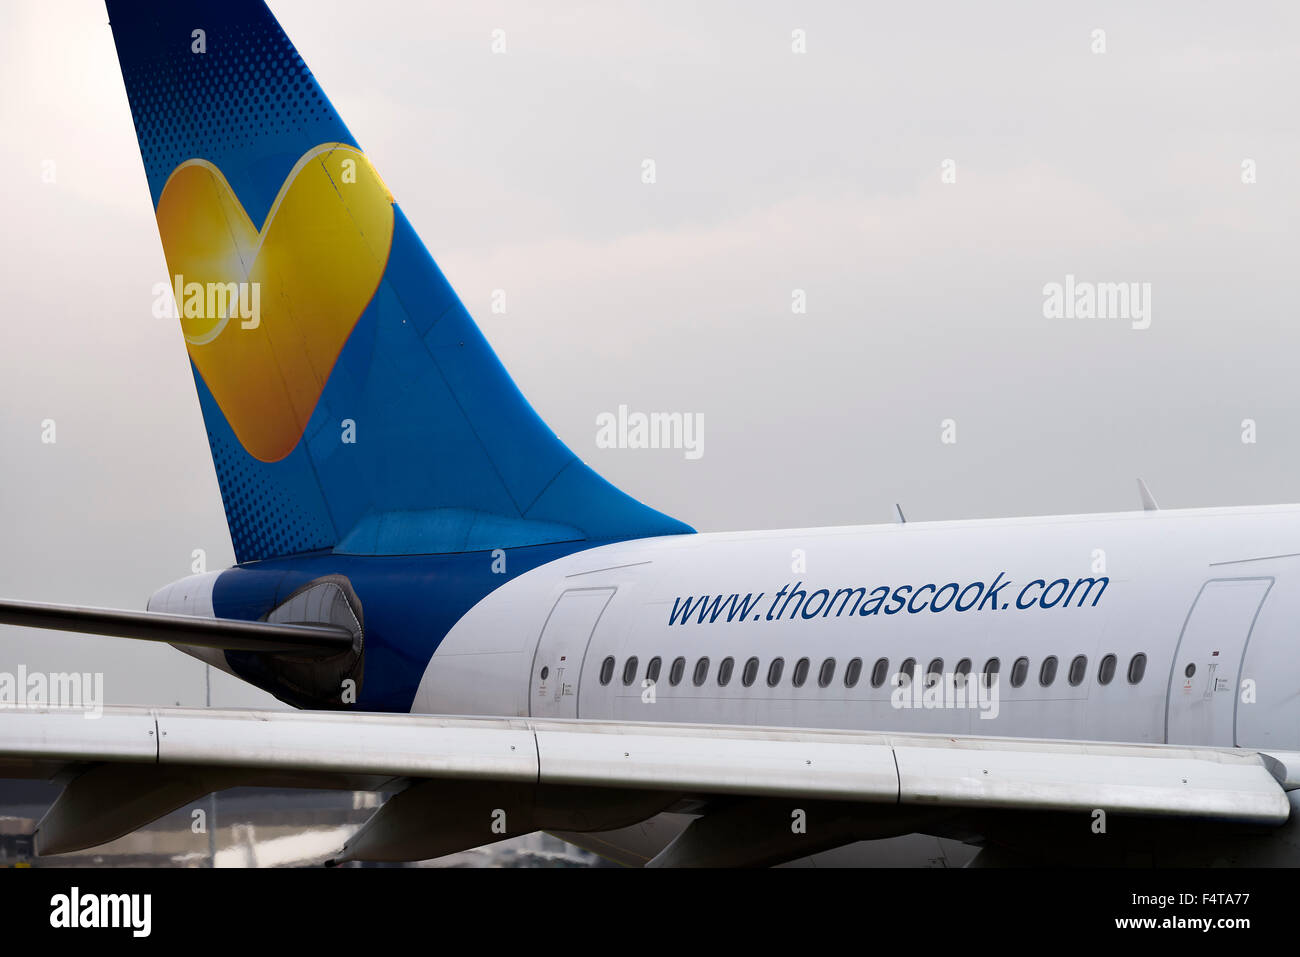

{"left": 105, "top": 0, "right": 692, "bottom": 563}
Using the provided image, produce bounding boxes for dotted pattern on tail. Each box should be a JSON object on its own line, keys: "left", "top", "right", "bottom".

{"left": 207, "top": 417, "right": 335, "bottom": 562}
{"left": 110, "top": 1, "right": 354, "bottom": 216}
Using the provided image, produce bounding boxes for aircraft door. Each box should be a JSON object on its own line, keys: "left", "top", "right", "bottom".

{"left": 529, "top": 588, "right": 615, "bottom": 718}
{"left": 1165, "top": 577, "right": 1272, "bottom": 746}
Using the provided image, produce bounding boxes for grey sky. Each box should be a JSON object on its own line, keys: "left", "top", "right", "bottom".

{"left": 1, "top": 0, "right": 1298, "bottom": 706}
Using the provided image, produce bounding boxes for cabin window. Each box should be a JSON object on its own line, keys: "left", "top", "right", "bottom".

{"left": 870, "top": 658, "right": 889, "bottom": 688}
{"left": 845, "top": 657, "right": 864, "bottom": 688}
{"left": 742, "top": 656, "right": 760, "bottom": 687}
{"left": 693, "top": 657, "right": 710, "bottom": 686}
{"left": 645, "top": 657, "right": 662, "bottom": 684}
{"left": 926, "top": 658, "right": 944, "bottom": 688}
{"left": 983, "top": 658, "right": 1000, "bottom": 689}
{"left": 792, "top": 657, "right": 811, "bottom": 688}
{"left": 622, "top": 656, "right": 639, "bottom": 686}
{"left": 1127, "top": 653, "right": 1147, "bottom": 684}
{"left": 669, "top": 656, "right": 686, "bottom": 686}
{"left": 767, "top": 657, "right": 785, "bottom": 687}
{"left": 898, "top": 658, "right": 917, "bottom": 687}
{"left": 718, "top": 657, "right": 735, "bottom": 687}
{"left": 1010, "top": 657, "right": 1029, "bottom": 688}
{"left": 1068, "top": 655, "right": 1087, "bottom": 687}
{"left": 599, "top": 656, "right": 615, "bottom": 685}
{"left": 1038, "top": 656, "right": 1058, "bottom": 687}
{"left": 818, "top": 658, "right": 836, "bottom": 688}
{"left": 954, "top": 658, "right": 972, "bottom": 688}
{"left": 1097, "top": 654, "right": 1116, "bottom": 685}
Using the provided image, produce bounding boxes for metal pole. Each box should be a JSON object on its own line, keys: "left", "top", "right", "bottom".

{"left": 206, "top": 664, "right": 217, "bottom": 868}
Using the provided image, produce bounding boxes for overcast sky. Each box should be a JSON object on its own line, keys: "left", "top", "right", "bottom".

{"left": 1, "top": 0, "right": 1298, "bottom": 706}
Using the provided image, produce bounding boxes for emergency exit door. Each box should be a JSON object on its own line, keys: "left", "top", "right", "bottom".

{"left": 529, "top": 588, "right": 615, "bottom": 718}
{"left": 1165, "top": 577, "right": 1272, "bottom": 746}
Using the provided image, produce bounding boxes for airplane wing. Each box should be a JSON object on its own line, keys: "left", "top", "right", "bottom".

{"left": 0, "top": 705, "right": 1291, "bottom": 866}
{"left": 0, "top": 599, "right": 353, "bottom": 656}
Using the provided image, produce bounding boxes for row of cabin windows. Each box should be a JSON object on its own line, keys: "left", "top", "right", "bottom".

{"left": 595, "top": 652, "right": 1149, "bottom": 691}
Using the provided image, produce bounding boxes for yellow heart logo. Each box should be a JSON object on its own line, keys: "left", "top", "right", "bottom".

{"left": 155, "top": 143, "right": 395, "bottom": 462}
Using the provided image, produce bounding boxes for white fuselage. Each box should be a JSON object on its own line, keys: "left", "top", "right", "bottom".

{"left": 415, "top": 504, "right": 1300, "bottom": 749}
{"left": 413, "top": 504, "right": 1300, "bottom": 864}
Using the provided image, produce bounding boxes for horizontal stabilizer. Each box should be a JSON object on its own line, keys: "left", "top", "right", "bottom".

{"left": 0, "top": 599, "right": 354, "bottom": 656}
